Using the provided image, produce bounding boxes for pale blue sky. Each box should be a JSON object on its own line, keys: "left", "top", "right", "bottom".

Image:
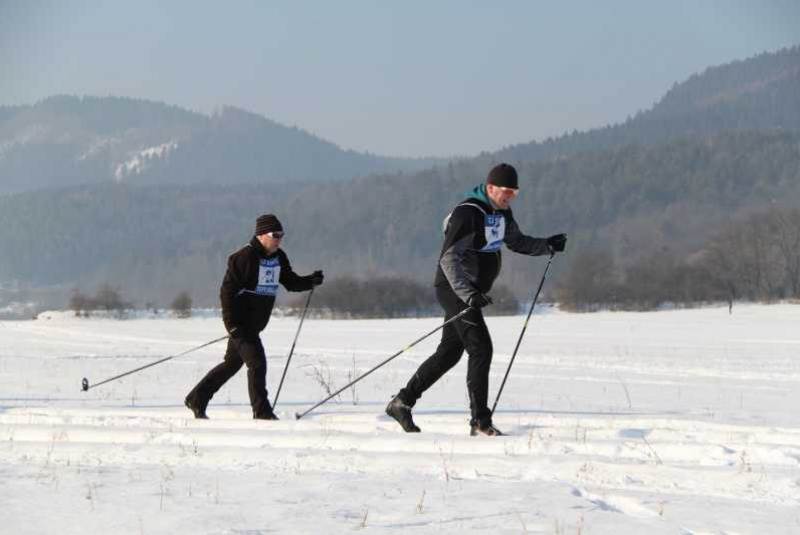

{"left": 1, "top": 1, "right": 798, "bottom": 157}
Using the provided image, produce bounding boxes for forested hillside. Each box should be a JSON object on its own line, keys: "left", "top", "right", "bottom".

{"left": 1, "top": 130, "right": 797, "bottom": 309}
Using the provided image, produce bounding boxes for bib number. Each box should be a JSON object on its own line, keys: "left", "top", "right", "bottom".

{"left": 480, "top": 214, "right": 505, "bottom": 252}
{"left": 256, "top": 257, "right": 281, "bottom": 296}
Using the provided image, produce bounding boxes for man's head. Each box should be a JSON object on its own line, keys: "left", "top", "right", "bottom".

{"left": 254, "top": 214, "right": 284, "bottom": 253}
{"left": 486, "top": 163, "right": 519, "bottom": 210}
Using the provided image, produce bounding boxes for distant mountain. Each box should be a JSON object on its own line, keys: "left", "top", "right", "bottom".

{"left": 495, "top": 45, "right": 800, "bottom": 163}
{"left": 0, "top": 96, "right": 443, "bottom": 194}
{"left": 2, "top": 46, "right": 797, "bottom": 196}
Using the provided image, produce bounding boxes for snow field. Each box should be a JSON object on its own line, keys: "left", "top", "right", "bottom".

{"left": 1, "top": 304, "right": 799, "bottom": 533}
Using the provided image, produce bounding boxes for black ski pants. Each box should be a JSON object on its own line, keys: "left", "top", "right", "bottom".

{"left": 186, "top": 336, "right": 273, "bottom": 418}
{"left": 399, "top": 284, "right": 494, "bottom": 426}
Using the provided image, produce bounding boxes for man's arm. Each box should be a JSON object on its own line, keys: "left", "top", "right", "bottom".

{"left": 503, "top": 211, "right": 551, "bottom": 256}
{"left": 440, "top": 205, "right": 482, "bottom": 304}
{"left": 220, "top": 251, "right": 249, "bottom": 335}
{"left": 278, "top": 250, "right": 316, "bottom": 292}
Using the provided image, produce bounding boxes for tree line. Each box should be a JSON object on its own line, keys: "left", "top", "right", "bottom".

{"left": 555, "top": 206, "right": 800, "bottom": 311}
{"left": 69, "top": 285, "right": 194, "bottom": 318}
{"left": 61, "top": 200, "right": 800, "bottom": 318}
{"left": 291, "top": 277, "right": 521, "bottom": 319}
{"left": 64, "top": 278, "right": 521, "bottom": 320}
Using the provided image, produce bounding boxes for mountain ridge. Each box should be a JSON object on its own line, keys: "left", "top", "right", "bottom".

{"left": 494, "top": 44, "right": 800, "bottom": 163}
{"left": 0, "top": 95, "right": 446, "bottom": 194}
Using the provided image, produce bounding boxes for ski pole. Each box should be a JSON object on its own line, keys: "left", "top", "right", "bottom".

{"left": 295, "top": 307, "right": 474, "bottom": 420}
{"left": 273, "top": 287, "right": 314, "bottom": 408}
{"left": 491, "top": 253, "right": 554, "bottom": 415}
{"left": 81, "top": 334, "right": 230, "bottom": 392}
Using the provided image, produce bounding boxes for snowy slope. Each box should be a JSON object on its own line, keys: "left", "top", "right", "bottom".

{"left": 1, "top": 305, "right": 799, "bottom": 533}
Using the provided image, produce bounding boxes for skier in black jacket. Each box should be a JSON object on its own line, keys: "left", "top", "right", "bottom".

{"left": 386, "top": 163, "right": 567, "bottom": 436}
{"left": 185, "top": 214, "right": 323, "bottom": 420}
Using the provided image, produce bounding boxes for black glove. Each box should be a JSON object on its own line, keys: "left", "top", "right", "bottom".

{"left": 467, "top": 293, "right": 493, "bottom": 308}
{"left": 546, "top": 233, "right": 567, "bottom": 253}
{"left": 310, "top": 270, "right": 324, "bottom": 286}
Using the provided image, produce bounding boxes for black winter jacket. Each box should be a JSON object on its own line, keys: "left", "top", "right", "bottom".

{"left": 434, "top": 185, "right": 551, "bottom": 304}
{"left": 220, "top": 237, "right": 315, "bottom": 338}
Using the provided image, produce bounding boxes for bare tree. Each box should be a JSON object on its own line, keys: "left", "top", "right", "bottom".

{"left": 68, "top": 288, "right": 94, "bottom": 317}
{"left": 621, "top": 249, "right": 680, "bottom": 310}
{"left": 554, "top": 248, "right": 619, "bottom": 312}
{"left": 171, "top": 291, "right": 192, "bottom": 318}
{"left": 702, "top": 207, "right": 795, "bottom": 303}
{"left": 749, "top": 211, "right": 786, "bottom": 301}
{"left": 773, "top": 208, "right": 800, "bottom": 297}
{"left": 703, "top": 233, "right": 741, "bottom": 305}
{"left": 94, "top": 284, "right": 130, "bottom": 318}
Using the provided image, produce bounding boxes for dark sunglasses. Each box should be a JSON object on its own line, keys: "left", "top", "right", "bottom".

{"left": 267, "top": 231, "right": 284, "bottom": 239}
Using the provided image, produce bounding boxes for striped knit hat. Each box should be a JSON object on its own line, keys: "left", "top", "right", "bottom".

{"left": 255, "top": 214, "right": 283, "bottom": 236}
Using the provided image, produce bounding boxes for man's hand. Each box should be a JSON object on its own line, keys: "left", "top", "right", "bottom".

{"left": 467, "top": 293, "right": 493, "bottom": 308}
{"left": 310, "top": 270, "right": 324, "bottom": 286}
{"left": 546, "top": 233, "right": 567, "bottom": 253}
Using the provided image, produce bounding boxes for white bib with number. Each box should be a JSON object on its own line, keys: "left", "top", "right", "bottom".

{"left": 256, "top": 257, "right": 281, "bottom": 296}
{"left": 480, "top": 213, "right": 505, "bottom": 252}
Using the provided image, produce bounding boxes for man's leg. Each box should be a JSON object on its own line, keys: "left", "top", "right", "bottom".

{"left": 452, "top": 310, "right": 501, "bottom": 435}
{"left": 399, "top": 321, "right": 464, "bottom": 404}
{"left": 185, "top": 338, "right": 244, "bottom": 418}
{"left": 400, "top": 285, "right": 469, "bottom": 404}
{"left": 236, "top": 337, "right": 276, "bottom": 419}
{"left": 456, "top": 311, "right": 494, "bottom": 429}
{"left": 387, "top": 287, "right": 466, "bottom": 432}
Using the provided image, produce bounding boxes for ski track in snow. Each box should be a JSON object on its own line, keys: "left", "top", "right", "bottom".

{"left": 1, "top": 304, "right": 800, "bottom": 533}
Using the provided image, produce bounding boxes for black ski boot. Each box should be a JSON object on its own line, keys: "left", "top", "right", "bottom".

{"left": 184, "top": 397, "right": 208, "bottom": 419}
{"left": 470, "top": 421, "right": 503, "bottom": 436}
{"left": 254, "top": 401, "right": 279, "bottom": 420}
{"left": 385, "top": 395, "right": 420, "bottom": 433}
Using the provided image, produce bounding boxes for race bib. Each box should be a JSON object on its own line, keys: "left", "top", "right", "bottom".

{"left": 255, "top": 257, "right": 281, "bottom": 296}
{"left": 480, "top": 213, "right": 505, "bottom": 252}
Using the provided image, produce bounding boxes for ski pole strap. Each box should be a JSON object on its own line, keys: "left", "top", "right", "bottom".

{"left": 295, "top": 307, "right": 474, "bottom": 420}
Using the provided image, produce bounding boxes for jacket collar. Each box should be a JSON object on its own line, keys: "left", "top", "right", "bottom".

{"left": 249, "top": 236, "right": 278, "bottom": 259}
{"left": 465, "top": 184, "right": 501, "bottom": 211}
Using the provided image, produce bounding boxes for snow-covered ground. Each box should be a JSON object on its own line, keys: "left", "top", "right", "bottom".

{"left": 1, "top": 304, "right": 799, "bottom": 534}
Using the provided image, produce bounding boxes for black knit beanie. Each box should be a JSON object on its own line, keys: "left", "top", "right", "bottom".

{"left": 487, "top": 163, "right": 519, "bottom": 189}
{"left": 254, "top": 214, "right": 283, "bottom": 236}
